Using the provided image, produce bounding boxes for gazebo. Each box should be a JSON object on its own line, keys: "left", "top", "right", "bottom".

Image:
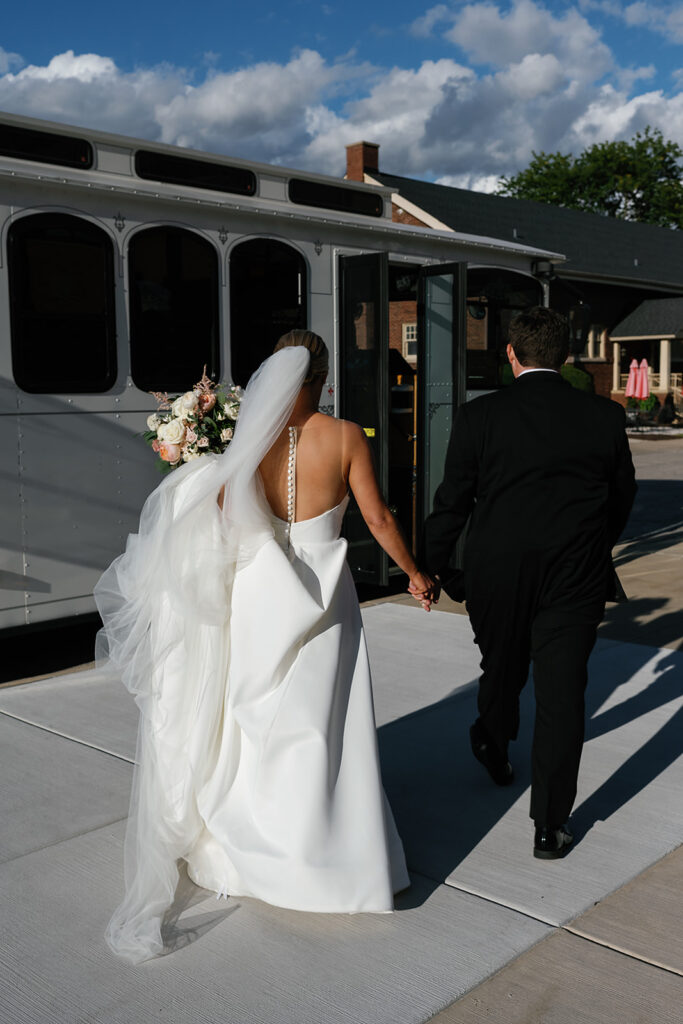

{"left": 609, "top": 298, "right": 683, "bottom": 409}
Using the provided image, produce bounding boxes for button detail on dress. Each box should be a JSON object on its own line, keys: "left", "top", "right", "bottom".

{"left": 287, "top": 426, "right": 297, "bottom": 552}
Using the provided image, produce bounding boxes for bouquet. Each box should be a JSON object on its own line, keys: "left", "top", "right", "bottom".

{"left": 144, "top": 367, "right": 244, "bottom": 470}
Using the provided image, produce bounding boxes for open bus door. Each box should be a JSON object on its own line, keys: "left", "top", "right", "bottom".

{"left": 338, "top": 254, "right": 466, "bottom": 586}
{"left": 339, "top": 252, "right": 389, "bottom": 585}
{"left": 416, "top": 263, "right": 467, "bottom": 529}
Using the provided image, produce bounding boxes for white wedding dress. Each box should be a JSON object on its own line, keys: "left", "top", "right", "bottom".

{"left": 95, "top": 348, "right": 408, "bottom": 963}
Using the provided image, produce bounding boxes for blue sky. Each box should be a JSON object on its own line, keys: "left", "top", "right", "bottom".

{"left": 3, "top": 1, "right": 683, "bottom": 190}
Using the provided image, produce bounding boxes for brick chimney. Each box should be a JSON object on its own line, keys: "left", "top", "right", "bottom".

{"left": 346, "top": 141, "right": 379, "bottom": 181}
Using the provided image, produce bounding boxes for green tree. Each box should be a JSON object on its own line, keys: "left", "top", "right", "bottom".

{"left": 497, "top": 128, "right": 683, "bottom": 228}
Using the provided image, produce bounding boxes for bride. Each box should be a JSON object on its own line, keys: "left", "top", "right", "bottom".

{"left": 95, "top": 330, "right": 436, "bottom": 963}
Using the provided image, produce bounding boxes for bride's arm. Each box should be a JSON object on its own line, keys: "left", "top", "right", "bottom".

{"left": 345, "top": 423, "right": 437, "bottom": 609}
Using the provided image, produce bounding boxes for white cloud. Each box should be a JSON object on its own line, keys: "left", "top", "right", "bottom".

{"left": 11, "top": 50, "right": 117, "bottom": 83}
{"left": 580, "top": 0, "right": 683, "bottom": 43}
{"left": 304, "top": 58, "right": 474, "bottom": 175}
{"left": 436, "top": 171, "right": 501, "bottom": 191}
{"left": 496, "top": 53, "right": 565, "bottom": 100}
{"left": 410, "top": 4, "right": 452, "bottom": 37}
{"left": 1, "top": 4, "right": 683, "bottom": 193}
{"left": 0, "top": 46, "right": 23, "bottom": 74}
{"left": 447, "top": 0, "right": 613, "bottom": 80}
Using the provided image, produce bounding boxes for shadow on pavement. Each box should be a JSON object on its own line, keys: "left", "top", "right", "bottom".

{"left": 618, "top": 480, "right": 683, "bottom": 548}
{"left": 600, "top": 596, "right": 683, "bottom": 651}
{"left": 162, "top": 862, "right": 239, "bottom": 956}
{"left": 379, "top": 624, "right": 682, "bottom": 904}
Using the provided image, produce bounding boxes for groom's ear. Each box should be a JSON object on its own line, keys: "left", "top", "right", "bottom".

{"left": 506, "top": 343, "right": 515, "bottom": 365}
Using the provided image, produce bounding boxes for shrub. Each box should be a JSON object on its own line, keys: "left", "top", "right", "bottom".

{"left": 560, "top": 363, "right": 595, "bottom": 393}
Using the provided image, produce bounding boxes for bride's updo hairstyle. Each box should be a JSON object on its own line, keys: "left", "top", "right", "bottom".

{"left": 274, "top": 329, "right": 329, "bottom": 383}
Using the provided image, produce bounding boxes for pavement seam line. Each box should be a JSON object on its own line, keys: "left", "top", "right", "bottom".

{"left": 563, "top": 924, "right": 683, "bottom": 977}
{"left": 0, "top": 815, "right": 128, "bottom": 870}
{"left": 621, "top": 518, "right": 683, "bottom": 543}
{"left": 0, "top": 709, "right": 135, "bottom": 764}
{"left": 410, "top": 870, "right": 560, "bottom": 928}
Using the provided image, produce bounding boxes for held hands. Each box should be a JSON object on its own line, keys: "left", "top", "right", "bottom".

{"left": 407, "top": 571, "right": 440, "bottom": 612}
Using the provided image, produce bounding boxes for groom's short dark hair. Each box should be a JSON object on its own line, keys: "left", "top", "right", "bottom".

{"left": 509, "top": 307, "right": 570, "bottom": 370}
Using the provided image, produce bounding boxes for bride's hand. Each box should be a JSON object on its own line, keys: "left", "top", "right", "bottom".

{"left": 407, "top": 571, "right": 439, "bottom": 612}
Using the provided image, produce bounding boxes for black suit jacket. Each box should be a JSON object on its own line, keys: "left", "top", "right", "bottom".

{"left": 423, "top": 372, "right": 637, "bottom": 604}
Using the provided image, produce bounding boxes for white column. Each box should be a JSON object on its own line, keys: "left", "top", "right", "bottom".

{"left": 660, "top": 338, "right": 671, "bottom": 392}
{"left": 600, "top": 329, "right": 608, "bottom": 361}
{"left": 612, "top": 342, "right": 621, "bottom": 392}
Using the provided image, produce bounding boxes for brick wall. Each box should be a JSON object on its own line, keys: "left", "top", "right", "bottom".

{"left": 391, "top": 202, "right": 427, "bottom": 227}
{"left": 587, "top": 362, "right": 613, "bottom": 400}
{"left": 390, "top": 299, "right": 417, "bottom": 353}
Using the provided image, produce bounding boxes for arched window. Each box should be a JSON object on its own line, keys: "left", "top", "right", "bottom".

{"left": 129, "top": 226, "right": 220, "bottom": 392}
{"left": 8, "top": 213, "right": 116, "bottom": 393}
{"left": 230, "top": 238, "right": 307, "bottom": 385}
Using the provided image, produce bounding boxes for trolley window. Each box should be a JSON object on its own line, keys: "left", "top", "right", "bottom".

{"left": 229, "top": 238, "right": 307, "bottom": 385}
{"left": 288, "top": 178, "right": 383, "bottom": 218}
{"left": 0, "top": 122, "right": 93, "bottom": 169}
{"left": 8, "top": 213, "right": 116, "bottom": 393}
{"left": 129, "top": 226, "right": 220, "bottom": 392}
{"left": 135, "top": 150, "right": 256, "bottom": 196}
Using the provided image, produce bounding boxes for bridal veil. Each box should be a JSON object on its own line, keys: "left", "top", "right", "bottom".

{"left": 95, "top": 348, "right": 311, "bottom": 962}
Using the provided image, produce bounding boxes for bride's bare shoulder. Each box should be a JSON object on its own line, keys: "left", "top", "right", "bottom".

{"left": 305, "top": 412, "right": 359, "bottom": 433}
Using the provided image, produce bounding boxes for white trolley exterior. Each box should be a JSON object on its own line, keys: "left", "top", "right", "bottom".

{"left": 0, "top": 113, "right": 560, "bottom": 633}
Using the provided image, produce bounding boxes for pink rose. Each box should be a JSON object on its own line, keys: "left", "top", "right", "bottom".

{"left": 159, "top": 442, "right": 181, "bottom": 463}
{"left": 151, "top": 439, "right": 161, "bottom": 452}
{"left": 186, "top": 427, "right": 198, "bottom": 443}
{"left": 198, "top": 393, "right": 216, "bottom": 414}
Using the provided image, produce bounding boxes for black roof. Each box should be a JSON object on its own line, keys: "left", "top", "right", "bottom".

{"left": 374, "top": 171, "right": 683, "bottom": 293}
{"left": 611, "top": 297, "right": 683, "bottom": 338}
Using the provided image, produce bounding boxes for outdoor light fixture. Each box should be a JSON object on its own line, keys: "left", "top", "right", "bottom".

{"left": 467, "top": 302, "right": 486, "bottom": 320}
{"left": 531, "top": 259, "right": 555, "bottom": 281}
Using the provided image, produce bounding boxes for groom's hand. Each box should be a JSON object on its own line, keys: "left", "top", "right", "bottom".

{"left": 408, "top": 572, "right": 440, "bottom": 611}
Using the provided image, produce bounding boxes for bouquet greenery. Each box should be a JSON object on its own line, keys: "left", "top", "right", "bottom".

{"left": 144, "top": 368, "right": 243, "bottom": 471}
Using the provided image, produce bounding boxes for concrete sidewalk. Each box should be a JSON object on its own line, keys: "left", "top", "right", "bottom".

{"left": 2, "top": 437, "right": 681, "bottom": 1023}
{"left": 1, "top": 602, "right": 681, "bottom": 1024}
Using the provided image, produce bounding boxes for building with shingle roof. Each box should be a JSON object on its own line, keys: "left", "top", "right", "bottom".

{"left": 346, "top": 142, "right": 683, "bottom": 404}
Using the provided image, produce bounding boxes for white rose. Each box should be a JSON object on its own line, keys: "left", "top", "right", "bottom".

{"left": 157, "top": 418, "right": 186, "bottom": 444}
{"left": 226, "top": 402, "right": 240, "bottom": 419}
{"left": 180, "top": 391, "right": 199, "bottom": 413}
{"left": 220, "top": 426, "right": 233, "bottom": 442}
{"left": 146, "top": 413, "right": 161, "bottom": 431}
{"left": 197, "top": 437, "right": 209, "bottom": 448}
{"left": 171, "top": 396, "right": 185, "bottom": 419}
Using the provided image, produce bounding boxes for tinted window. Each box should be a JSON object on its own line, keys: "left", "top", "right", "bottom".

{"left": 230, "top": 238, "right": 307, "bottom": 385}
{"left": 135, "top": 150, "right": 256, "bottom": 196}
{"left": 8, "top": 213, "right": 116, "bottom": 393}
{"left": 129, "top": 226, "right": 220, "bottom": 392}
{"left": 288, "top": 178, "right": 383, "bottom": 218}
{"left": 0, "top": 122, "right": 93, "bottom": 169}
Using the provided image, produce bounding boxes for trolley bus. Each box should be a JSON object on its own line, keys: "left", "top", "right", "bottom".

{"left": 0, "top": 112, "right": 561, "bottom": 642}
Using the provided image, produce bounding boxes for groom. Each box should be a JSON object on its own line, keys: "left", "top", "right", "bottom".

{"left": 422, "top": 307, "right": 636, "bottom": 858}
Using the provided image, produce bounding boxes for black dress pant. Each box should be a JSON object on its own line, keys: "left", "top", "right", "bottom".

{"left": 466, "top": 551, "right": 605, "bottom": 826}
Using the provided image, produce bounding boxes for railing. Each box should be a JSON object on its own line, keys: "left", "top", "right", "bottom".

{"left": 618, "top": 372, "right": 683, "bottom": 392}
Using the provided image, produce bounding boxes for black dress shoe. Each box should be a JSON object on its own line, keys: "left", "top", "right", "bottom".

{"left": 469, "top": 720, "right": 514, "bottom": 786}
{"left": 533, "top": 824, "right": 574, "bottom": 860}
